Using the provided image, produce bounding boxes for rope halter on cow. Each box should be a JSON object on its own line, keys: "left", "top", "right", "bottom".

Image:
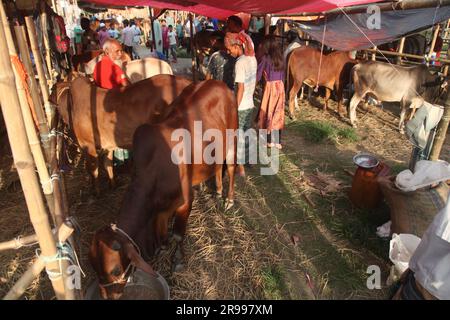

{"left": 98, "top": 224, "right": 142, "bottom": 289}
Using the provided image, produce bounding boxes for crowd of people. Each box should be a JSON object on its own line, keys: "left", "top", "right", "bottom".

{"left": 70, "top": 12, "right": 304, "bottom": 176}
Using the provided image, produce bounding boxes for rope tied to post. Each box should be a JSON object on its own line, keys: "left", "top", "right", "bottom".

{"left": 36, "top": 241, "right": 86, "bottom": 281}
{"left": 40, "top": 173, "right": 60, "bottom": 194}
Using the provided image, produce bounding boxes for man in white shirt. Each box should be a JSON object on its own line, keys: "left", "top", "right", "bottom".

{"left": 228, "top": 36, "right": 257, "bottom": 177}
{"left": 407, "top": 194, "right": 450, "bottom": 299}
{"left": 121, "top": 20, "right": 135, "bottom": 58}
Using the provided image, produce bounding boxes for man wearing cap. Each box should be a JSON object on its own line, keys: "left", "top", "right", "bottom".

{"left": 97, "top": 22, "right": 110, "bottom": 48}
{"left": 93, "top": 38, "right": 130, "bottom": 90}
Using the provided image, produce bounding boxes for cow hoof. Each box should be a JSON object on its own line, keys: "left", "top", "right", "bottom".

{"left": 172, "top": 233, "right": 183, "bottom": 243}
{"left": 172, "top": 262, "right": 185, "bottom": 273}
{"left": 351, "top": 123, "right": 358, "bottom": 129}
{"left": 224, "top": 198, "right": 234, "bottom": 211}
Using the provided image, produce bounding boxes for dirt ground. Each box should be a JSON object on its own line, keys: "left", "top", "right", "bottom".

{"left": 0, "top": 70, "right": 449, "bottom": 299}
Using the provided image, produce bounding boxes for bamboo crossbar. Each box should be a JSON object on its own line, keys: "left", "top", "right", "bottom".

{"left": 363, "top": 48, "right": 450, "bottom": 64}
{"left": 0, "top": 228, "right": 57, "bottom": 251}
{"left": 2, "top": 222, "right": 74, "bottom": 300}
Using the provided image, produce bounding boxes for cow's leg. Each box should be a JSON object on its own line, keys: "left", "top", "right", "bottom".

{"left": 335, "top": 81, "right": 345, "bottom": 116}
{"left": 215, "top": 164, "right": 223, "bottom": 199}
{"left": 225, "top": 161, "right": 236, "bottom": 210}
{"left": 104, "top": 149, "right": 115, "bottom": 189}
{"left": 324, "top": 87, "right": 332, "bottom": 111}
{"left": 84, "top": 146, "right": 100, "bottom": 195}
{"left": 399, "top": 99, "right": 408, "bottom": 134}
{"left": 408, "top": 98, "right": 423, "bottom": 121}
{"left": 172, "top": 197, "right": 193, "bottom": 272}
{"left": 289, "top": 80, "right": 302, "bottom": 120}
{"left": 349, "top": 93, "right": 364, "bottom": 128}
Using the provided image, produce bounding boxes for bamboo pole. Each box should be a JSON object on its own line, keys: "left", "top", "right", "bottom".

{"left": 429, "top": 92, "right": 450, "bottom": 160}
{"left": 149, "top": 7, "right": 156, "bottom": 51}
{"left": 429, "top": 25, "right": 441, "bottom": 56}
{"left": 0, "top": 14, "right": 66, "bottom": 300}
{"left": 372, "top": 46, "right": 377, "bottom": 61}
{"left": 15, "top": 25, "right": 52, "bottom": 167}
{"left": 264, "top": 14, "right": 270, "bottom": 35}
{"left": 3, "top": 222, "right": 74, "bottom": 300}
{"left": 25, "top": 17, "right": 53, "bottom": 126}
{"left": 363, "top": 48, "right": 450, "bottom": 64}
{"left": 0, "top": 4, "right": 57, "bottom": 225}
{"left": 0, "top": 228, "right": 56, "bottom": 251}
{"left": 190, "top": 13, "right": 196, "bottom": 83}
{"left": 397, "top": 37, "right": 406, "bottom": 64}
{"left": 40, "top": 9, "right": 54, "bottom": 85}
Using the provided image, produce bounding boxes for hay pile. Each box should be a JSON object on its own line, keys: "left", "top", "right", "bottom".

{"left": 0, "top": 150, "right": 275, "bottom": 299}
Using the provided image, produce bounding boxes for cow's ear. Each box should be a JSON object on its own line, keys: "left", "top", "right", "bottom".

{"left": 124, "top": 243, "right": 157, "bottom": 277}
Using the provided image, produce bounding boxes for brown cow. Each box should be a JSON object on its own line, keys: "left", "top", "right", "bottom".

{"left": 50, "top": 74, "right": 191, "bottom": 193}
{"left": 89, "top": 80, "right": 238, "bottom": 299}
{"left": 287, "top": 47, "right": 355, "bottom": 119}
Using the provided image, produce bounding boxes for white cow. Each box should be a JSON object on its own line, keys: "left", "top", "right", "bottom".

{"left": 85, "top": 56, "right": 173, "bottom": 83}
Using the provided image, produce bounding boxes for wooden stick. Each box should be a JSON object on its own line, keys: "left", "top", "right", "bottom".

{"left": 40, "top": 9, "right": 54, "bottom": 85}
{"left": 190, "top": 13, "right": 196, "bottom": 83}
{"left": 430, "top": 91, "right": 450, "bottom": 160}
{"left": 397, "top": 37, "right": 406, "bottom": 65}
{"left": 363, "top": 48, "right": 450, "bottom": 64}
{"left": 0, "top": 4, "right": 57, "bottom": 224}
{"left": 371, "top": 46, "right": 377, "bottom": 61}
{"left": 429, "top": 25, "right": 441, "bottom": 56}
{"left": 0, "top": 10, "right": 66, "bottom": 300}
{"left": 0, "top": 228, "right": 57, "bottom": 251}
{"left": 2, "top": 222, "right": 74, "bottom": 300}
{"left": 15, "top": 25, "right": 50, "bottom": 162}
{"left": 25, "top": 17, "right": 53, "bottom": 126}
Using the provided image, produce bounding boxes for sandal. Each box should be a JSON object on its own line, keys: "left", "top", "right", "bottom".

{"left": 274, "top": 143, "right": 283, "bottom": 150}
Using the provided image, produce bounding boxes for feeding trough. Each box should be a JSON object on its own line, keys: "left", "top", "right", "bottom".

{"left": 85, "top": 270, "right": 170, "bottom": 300}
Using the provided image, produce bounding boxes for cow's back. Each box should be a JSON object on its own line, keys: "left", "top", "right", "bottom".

{"left": 68, "top": 75, "right": 191, "bottom": 150}
{"left": 124, "top": 58, "right": 173, "bottom": 83}
{"left": 353, "top": 61, "right": 422, "bottom": 101}
{"left": 289, "top": 47, "right": 352, "bottom": 87}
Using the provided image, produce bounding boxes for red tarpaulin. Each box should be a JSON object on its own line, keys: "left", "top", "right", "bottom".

{"left": 86, "top": 0, "right": 382, "bottom": 19}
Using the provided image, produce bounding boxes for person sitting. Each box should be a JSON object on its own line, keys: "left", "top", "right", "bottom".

{"left": 93, "top": 38, "right": 130, "bottom": 89}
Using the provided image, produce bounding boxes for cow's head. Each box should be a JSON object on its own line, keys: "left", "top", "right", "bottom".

{"left": 89, "top": 225, "right": 157, "bottom": 300}
{"left": 423, "top": 71, "right": 448, "bottom": 104}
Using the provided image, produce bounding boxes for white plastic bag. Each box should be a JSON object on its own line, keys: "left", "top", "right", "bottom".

{"left": 387, "top": 233, "right": 421, "bottom": 285}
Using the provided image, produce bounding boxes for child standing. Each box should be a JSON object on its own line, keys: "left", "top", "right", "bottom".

{"left": 168, "top": 25, "right": 178, "bottom": 63}
{"left": 227, "top": 35, "right": 257, "bottom": 177}
{"left": 257, "top": 36, "right": 285, "bottom": 150}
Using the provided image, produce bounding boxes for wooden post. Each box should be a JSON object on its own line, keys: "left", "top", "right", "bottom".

{"left": 443, "top": 19, "right": 450, "bottom": 40}
{"left": 372, "top": 46, "right": 377, "bottom": 61}
{"left": 0, "top": 16, "right": 66, "bottom": 300}
{"left": 429, "top": 92, "right": 450, "bottom": 160}
{"left": 40, "top": 9, "right": 54, "bottom": 85}
{"left": 0, "top": 228, "right": 56, "bottom": 251}
{"left": 25, "top": 17, "right": 53, "bottom": 126}
{"left": 14, "top": 25, "right": 51, "bottom": 162}
{"left": 397, "top": 37, "right": 406, "bottom": 64}
{"left": 190, "top": 13, "right": 196, "bottom": 83}
{"left": 429, "top": 24, "right": 441, "bottom": 56}
{"left": 264, "top": 14, "right": 270, "bottom": 35}
{"left": 3, "top": 221, "right": 74, "bottom": 300}
{"left": 149, "top": 7, "right": 156, "bottom": 51}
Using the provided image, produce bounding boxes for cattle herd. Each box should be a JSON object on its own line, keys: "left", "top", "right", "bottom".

{"left": 53, "top": 44, "right": 448, "bottom": 299}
